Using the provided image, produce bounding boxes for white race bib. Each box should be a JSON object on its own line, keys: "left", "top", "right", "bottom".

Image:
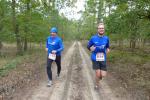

{"left": 48, "top": 53, "right": 56, "bottom": 60}
{"left": 96, "top": 53, "right": 104, "bottom": 61}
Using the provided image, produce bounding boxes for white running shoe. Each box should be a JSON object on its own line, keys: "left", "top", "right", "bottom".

{"left": 94, "top": 84, "right": 100, "bottom": 91}
{"left": 47, "top": 80, "right": 52, "bottom": 87}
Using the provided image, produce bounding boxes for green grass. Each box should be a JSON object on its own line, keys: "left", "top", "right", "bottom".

{"left": 0, "top": 59, "right": 11, "bottom": 69}
{"left": 108, "top": 49, "right": 150, "bottom": 64}
{"left": 0, "top": 48, "right": 45, "bottom": 77}
{"left": 0, "top": 58, "right": 20, "bottom": 77}
{"left": 0, "top": 55, "right": 29, "bottom": 77}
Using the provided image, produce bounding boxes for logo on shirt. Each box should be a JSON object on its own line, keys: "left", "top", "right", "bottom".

{"left": 94, "top": 42, "right": 98, "bottom": 44}
{"left": 97, "top": 45, "right": 105, "bottom": 49}
{"left": 49, "top": 42, "right": 56, "bottom": 45}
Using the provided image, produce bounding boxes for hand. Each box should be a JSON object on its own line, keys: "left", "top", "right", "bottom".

{"left": 90, "top": 46, "right": 96, "bottom": 52}
{"left": 52, "top": 50, "right": 57, "bottom": 54}
{"left": 107, "top": 48, "right": 110, "bottom": 53}
{"left": 45, "top": 48, "right": 48, "bottom": 51}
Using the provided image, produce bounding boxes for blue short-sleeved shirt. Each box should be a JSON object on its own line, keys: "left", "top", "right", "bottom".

{"left": 46, "top": 36, "right": 64, "bottom": 56}
{"left": 87, "top": 34, "right": 110, "bottom": 61}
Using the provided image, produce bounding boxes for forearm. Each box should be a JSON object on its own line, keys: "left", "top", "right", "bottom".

{"left": 106, "top": 48, "right": 110, "bottom": 54}
{"left": 56, "top": 46, "right": 64, "bottom": 52}
{"left": 45, "top": 48, "right": 48, "bottom": 51}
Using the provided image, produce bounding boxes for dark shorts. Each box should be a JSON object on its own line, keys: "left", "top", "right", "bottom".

{"left": 92, "top": 61, "right": 107, "bottom": 71}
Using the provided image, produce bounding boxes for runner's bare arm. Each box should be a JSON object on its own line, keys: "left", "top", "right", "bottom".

{"left": 90, "top": 46, "right": 96, "bottom": 52}
{"left": 45, "top": 48, "right": 48, "bottom": 51}
{"left": 106, "top": 48, "right": 110, "bottom": 54}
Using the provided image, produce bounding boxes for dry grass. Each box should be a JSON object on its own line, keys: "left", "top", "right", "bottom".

{"left": 108, "top": 49, "right": 150, "bottom": 99}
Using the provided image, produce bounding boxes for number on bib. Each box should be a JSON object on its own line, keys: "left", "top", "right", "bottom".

{"left": 96, "top": 53, "right": 104, "bottom": 61}
{"left": 48, "top": 53, "right": 56, "bottom": 60}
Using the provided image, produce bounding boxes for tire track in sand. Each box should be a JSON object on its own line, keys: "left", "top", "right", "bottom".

{"left": 64, "top": 42, "right": 93, "bottom": 100}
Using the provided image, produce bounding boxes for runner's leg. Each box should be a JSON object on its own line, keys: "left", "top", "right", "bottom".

{"left": 95, "top": 69, "right": 101, "bottom": 87}
{"left": 55, "top": 56, "right": 61, "bottom": 76}
{"left": 47, "top": 58, "right": 53, "bottom": 80}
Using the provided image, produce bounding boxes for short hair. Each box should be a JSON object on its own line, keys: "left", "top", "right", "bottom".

{"left": 98, "top": 22, "right": 104, "bottom": 26}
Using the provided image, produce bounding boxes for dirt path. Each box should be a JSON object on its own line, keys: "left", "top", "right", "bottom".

{"left": 9, "top": 41, "right": 133, "bottom": 100}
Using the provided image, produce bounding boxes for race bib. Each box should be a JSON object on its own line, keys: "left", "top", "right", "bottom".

{"left": 48, "top": 53, "right": 56, "bottom": 60}
{"left": 96, "top": 53, "right": 104, "bottom": 61}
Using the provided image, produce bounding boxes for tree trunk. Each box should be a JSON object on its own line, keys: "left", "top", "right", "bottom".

{"left": 130, "top": 39, "right": 136, "bottom": 49}
{"left": 24, "top": 37, "right": 28, "bottom": 51}
{"left": 12, "top": 0, "right": 22, "bottom": 55}
{"left": 0, "top": 41, "right": 2, "bottom": 55}
{"left": 97, "top": 0, "right": 104, "bottom": 23}
{"left": 23, "top": 0, "right": 31, "bottom": 51}
{"left": 16, "top": 25, "right": 22, "bottom": 54}
{"left": 118, "top": 39, "right": 123, "bottom": 48}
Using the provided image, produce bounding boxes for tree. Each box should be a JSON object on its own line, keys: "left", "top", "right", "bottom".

{"left": 12, "top": 0, "right": 22, "bottom": 54}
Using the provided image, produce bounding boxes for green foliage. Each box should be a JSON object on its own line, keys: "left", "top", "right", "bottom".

{"left": 0, "top": 56, "right": 22, "bottom": 77}
{"left": 0, "top": 0, "right": 80, "bottom": 46}
{"left": 0, "top": 0, "right": 150, "bottom": 49}
{"left": 0, "top": 0, "right": 12, "bottom": 41}
{"left": 108, "top": 49, "right": 150, "bottom": 64}
{"left": 104, "top": 0, "right": 150, "bottom": 48}
{"left": 79, "top": 0, "right": 150, "bottom": 48}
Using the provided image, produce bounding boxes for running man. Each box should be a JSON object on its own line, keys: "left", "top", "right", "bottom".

{"left": 87, "top": 23, "right": 110, "bottom": 89}
{"left": 46, "top": 27, "right": 64, "bottom": 87}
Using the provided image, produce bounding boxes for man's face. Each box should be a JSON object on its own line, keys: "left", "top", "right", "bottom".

{"left": 98, "top": 24, "right": 105, "bottom": 35}
{"left": 51, "top": 32, "right": 57, "bottom": 37}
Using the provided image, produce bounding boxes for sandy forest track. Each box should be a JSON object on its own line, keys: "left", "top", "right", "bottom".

{"left": 4, "top": 41, "right": 135, "bottom": 100}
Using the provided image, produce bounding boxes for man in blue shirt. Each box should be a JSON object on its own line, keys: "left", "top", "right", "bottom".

{"left": 46, "top": 27, "right": 64, "bottom": 87}
{"left": 87, "top": 23, "right": 110, "bottom": 89}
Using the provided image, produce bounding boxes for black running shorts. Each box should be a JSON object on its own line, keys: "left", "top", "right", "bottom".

{"left": 92, "top": 61, "right": 107, "bottom": 71}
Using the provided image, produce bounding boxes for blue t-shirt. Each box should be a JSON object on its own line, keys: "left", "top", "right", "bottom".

{"left": 46, "top": 36, "right": 64, "bottom": 56}
{"left": 87, "top": 34, "right": 109, "bottom": 61}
